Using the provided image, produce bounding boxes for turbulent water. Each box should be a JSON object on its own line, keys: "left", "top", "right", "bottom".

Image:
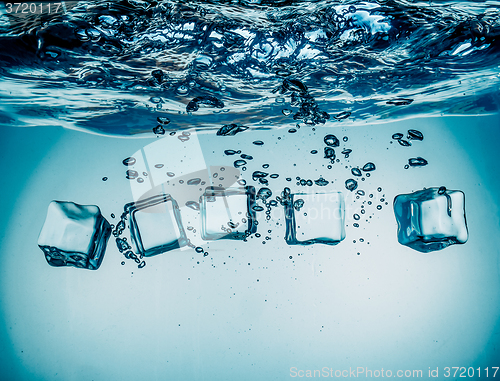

{"left": 0, "top": 0, "right": 499, "bottom": 135}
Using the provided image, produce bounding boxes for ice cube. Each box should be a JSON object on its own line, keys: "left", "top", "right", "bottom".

{"left": 127, "top": 194, "right": 188, "bottom": 257}
{"left": 38, "top": 201, "right": 111, "bottom": 270}
{"left": 393, "top": 187, "right": 468, "bottom": 252}
{"left": 284, "top": 192, "right": 346, "bottom": 245}
{"left": 200, "top": 186, "right": 257, "bottom": 240}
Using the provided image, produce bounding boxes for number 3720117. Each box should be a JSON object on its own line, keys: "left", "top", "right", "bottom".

{"left": 4, "top": 3, "right": 64, "bottom": 14}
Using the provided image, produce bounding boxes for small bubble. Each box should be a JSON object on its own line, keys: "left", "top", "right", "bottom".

{"left": 121, "top": 261, "right": 125, "bottom": 265}
{"left": 195, "top": 247, "right": 204, "bottom": 253}
{"left": 345, "top": 179, "right": 358, "bottom": 192}
{"left": 377, "top": 187, "right": 382, "bottom": 192}
{"left": 351, "top": 168, "right": 362, "bottom": 177}
{"left": 155, "top": 164, "right": 164, "bottom": 168}
{"left": 343, "top": 136, "right": 348, "bottom": 142}
{"left": 262, "top": 164, "right": 270, "bottom": 169}
{"left": 356, "top": 190, "right": 365, "bottom": 196}
{"left": 286, "top": 177, "right": 292, "bottom": 181}
{"left": 102, "top": 177, "right": 108, "bottom": 181}
{"left": 404, "top": 164, "right": 409, "bottom": 169}
{"left": 186, "top": 201, "right": 200, "bottom": 211}
{"left": 270, "top": 174, "right": 279, "bottom": 179}
{"left": 253, "top": 140, "right": 264, "bottom": 146}
{"left": 399, "top": 139, "right": 411, "bottom": 147}
{"left": 377, "top": 205, "right": 382, "bottom": 210}
{"left": 310, "top": 150, "right": 318, "bottom": 154}
{"left": 167, "top": 172, "right": 175, "bottom": 177}
{"left": 282, "top": 109, "right": 293, "bottom": 116}
{"left": 137, "top": 178, "right": 144, "bottom": 183}
{"left": 353, "top": 223, "right": 359, "bottom": 228}
{"left": 157, "top": 117, "right": 170, "bottom": 125}
{"left": 153, "top": 125, "right": 165, "bottom": 135}
{"left": 324, "top": 134, "right": 340, "bottom": 147}
{"left": 111, "top": 213, "right": 115, "bottom": 218}
{"left": 179, "top": 180, "right": 184, "bottom": 184}
{"left": 122, "top": 157, "right": 136, "bottom": 166}
{"left": 176, "top": 84, "right": 189, "bottom": 95}
{"left": 408, "top": 157, "right": 428, "bottom": 167}
{"left": 392, "top": 133, "right": 403, "bottom": 140}
{"left": 288, "top": 128, "right": 297, "bottom": 133}
{"left": 237, "top": 179, "right": 247, "bottom": 186}
{"left": 353, "top": 214, "right": 360, "bottom": 220}
{"left": 407, "top": 129, "right": 424, "bottom": 141}
{"left": 359, "top": 238, "right": 364, "bottom": 243}
{"left": 362, "top": 162, "right": 376, "bottom": 172}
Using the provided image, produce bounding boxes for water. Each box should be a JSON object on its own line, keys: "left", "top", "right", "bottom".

{"left": 1, "top": 0, "right": 500, "bottom": 380}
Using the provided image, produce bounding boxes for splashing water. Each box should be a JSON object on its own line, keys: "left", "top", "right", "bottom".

{"left": 0, "top": 0, "right": 499, "bottom": 134}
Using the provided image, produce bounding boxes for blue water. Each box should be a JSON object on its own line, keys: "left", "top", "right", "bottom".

{"left": 1, "top": 1, "right": 500, "bottom": 380}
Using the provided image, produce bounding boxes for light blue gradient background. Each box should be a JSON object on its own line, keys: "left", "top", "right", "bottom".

{"left": 1, "top": 114, "right": 500, "bottom": 380}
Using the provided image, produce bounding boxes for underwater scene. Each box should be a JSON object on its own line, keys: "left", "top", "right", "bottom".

{"left": 1, "top": 0, "right": 500, "bottom": 379}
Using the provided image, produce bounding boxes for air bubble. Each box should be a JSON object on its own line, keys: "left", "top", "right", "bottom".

{"left": 408, "top": 157, "right": 428, "bottom": 167}
{"left": 157, "top": 117, "right": 170, "bottom": 125}
{"left": 123, "top": 157, "right": 136, "bottom": 166}
{"left": 324, "top": 134, "right": 340, "bottom": 147}
{"left": 324, "top": 147, "right": 335, "bottom": 159}
{"left": 234, "top": 160, "right": 247, "bottom": 168}
{"left": 345, "top": 179, "right": 358, "bottom": 191}
{"left": 187, "top": 178, "right": 201, "bottom": 185}
{"left": 362, "top": 162, "right": 376, "bottom": 172}
{"left": 407, "top": 129, "right": 424, "bottom": 141}
{"left": 282, "top": 109, "right": 293, "bottom": 116}
{"left": 351, "top": 168, "right": 362, "bottom": 177}
{"left": 253, "top": 141, "right": 264, "bottom": 146}
{"left": 126, "top": 170, "right": 139, "bottom": 180}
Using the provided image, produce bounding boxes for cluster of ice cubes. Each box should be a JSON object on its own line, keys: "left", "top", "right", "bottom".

{"left": 37, "top": 184, "right": 469, "bottom": 269}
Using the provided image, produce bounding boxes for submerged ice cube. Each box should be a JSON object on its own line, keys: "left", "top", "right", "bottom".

{"left": 393, "top": 187, "right": 468, "bottom": 252}
{"left": 127, "top": 194, "right": 188, "bottom": 257}
{"left": 285, "top": 192, "right": 346, "bottom": 246}
{"left": 200, "top": 186, "right": 257, "bottom": 240}
{"left": 38, "top": 201, "right": 111, "bottom": 270}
